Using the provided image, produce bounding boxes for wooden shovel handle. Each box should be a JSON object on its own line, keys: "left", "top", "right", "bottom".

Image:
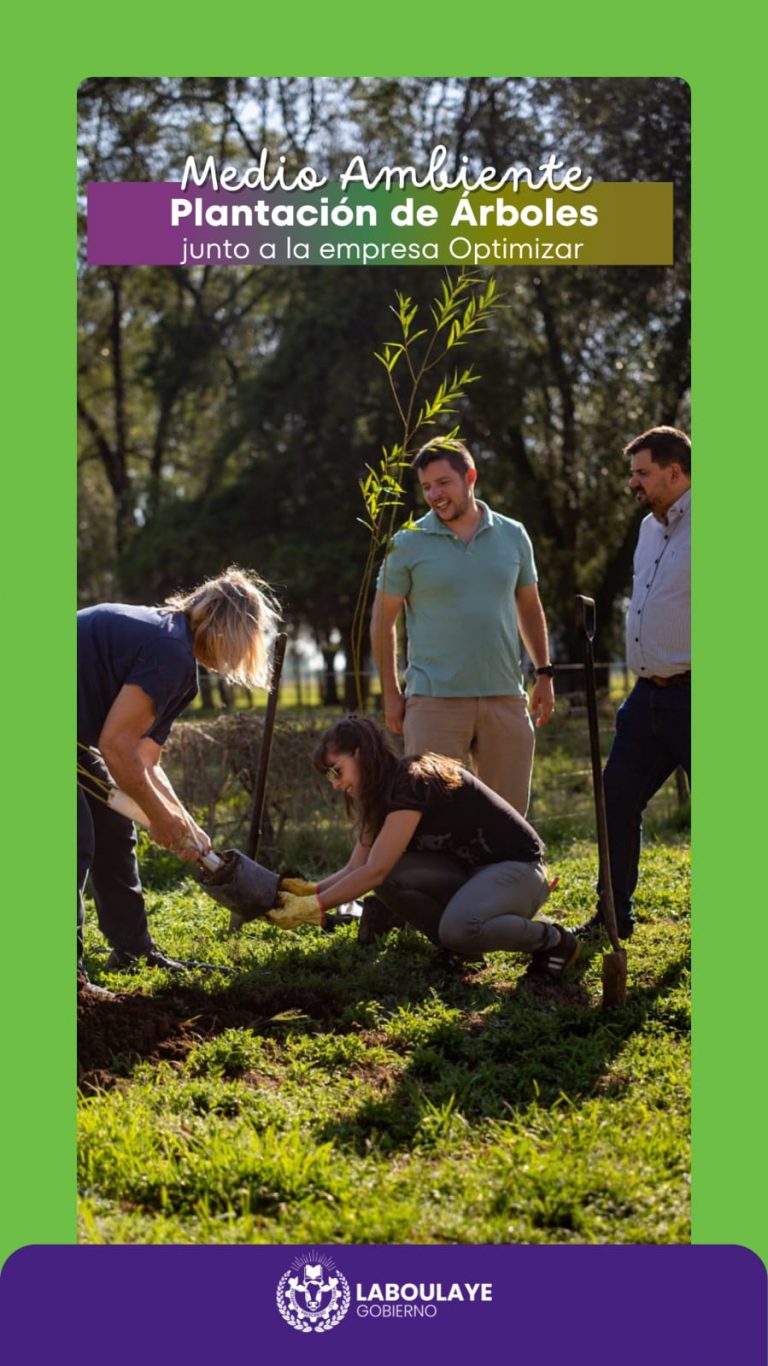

{"left": 576, "top": 593, "right": 596, "bottom": 643}
{"left": 246, "top": 632, "right": 288, "bottom": 861}
{"left": 575, "top": 595, "right": 622, "bottom": 957}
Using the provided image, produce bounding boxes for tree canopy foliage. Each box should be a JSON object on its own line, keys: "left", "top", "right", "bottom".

{"left": 78, "top": 77, "right": 690, "bottom": 661}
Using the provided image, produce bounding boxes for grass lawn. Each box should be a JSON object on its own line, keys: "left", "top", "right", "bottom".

{"left": 78, "top": 836, "right": 690, "bottom": 1245}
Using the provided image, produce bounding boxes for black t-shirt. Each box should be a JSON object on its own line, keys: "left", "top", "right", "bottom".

{"left": 77, "top": 604, "right": 198, "bottom": 747}
{"left": 387, "top": 766, "right": 543, "bottom": 867}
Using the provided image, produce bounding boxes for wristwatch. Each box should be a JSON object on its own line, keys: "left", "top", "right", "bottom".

{"left": 535, "top": 664, "right": 555, "bottom": 678}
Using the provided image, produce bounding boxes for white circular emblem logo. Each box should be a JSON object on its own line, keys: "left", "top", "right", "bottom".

{"left": 276, "top": 1254, "right": 351, "bottom": 1333}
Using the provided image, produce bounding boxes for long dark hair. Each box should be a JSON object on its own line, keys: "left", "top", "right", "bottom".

{"left": 314, "top": 715, "right": 463, "bottom": 842}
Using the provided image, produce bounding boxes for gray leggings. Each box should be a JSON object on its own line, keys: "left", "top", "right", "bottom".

{"left": 375, "top": 852, "right": 554, "bottom": 955}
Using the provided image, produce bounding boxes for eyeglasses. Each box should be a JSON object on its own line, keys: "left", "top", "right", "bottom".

{"left": 325, "top": 763, "right": 342, "bottom": 783}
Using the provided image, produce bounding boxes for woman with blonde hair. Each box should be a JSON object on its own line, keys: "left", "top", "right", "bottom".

{"left": 77, "top": 566, "right": 278, "bottom": 985}
{"left": 274, "top": 715, "right": 579, "bottom": 982}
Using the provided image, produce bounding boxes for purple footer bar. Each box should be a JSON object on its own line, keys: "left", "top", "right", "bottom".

{"left": 1, "top": 1244, "right": 765, "bottom": 1364}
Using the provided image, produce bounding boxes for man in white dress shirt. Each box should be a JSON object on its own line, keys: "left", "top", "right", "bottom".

{"left": 580, "top": 426, "right": 691, "bottom": 940}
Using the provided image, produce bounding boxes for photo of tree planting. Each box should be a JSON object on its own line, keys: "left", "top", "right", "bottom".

{"left": 77, "top": 77, "right": 690, "bottom": 1245}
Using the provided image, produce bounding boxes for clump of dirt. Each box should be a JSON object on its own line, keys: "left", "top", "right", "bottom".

{"left": 77, "top": 982, "right": 336, "bottom": 1093}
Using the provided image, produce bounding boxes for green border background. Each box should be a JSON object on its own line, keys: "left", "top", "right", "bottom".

{"left": 2, "top": 7, "right": 762, "bottom": 1270}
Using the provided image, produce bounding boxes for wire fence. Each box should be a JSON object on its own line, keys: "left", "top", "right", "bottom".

{"left": 189, "top": 661, "right": 637, "bottom": 716}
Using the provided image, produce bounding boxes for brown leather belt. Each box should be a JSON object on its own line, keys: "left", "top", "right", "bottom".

{"left": 648, "top": 672, "right": 691, "bottom": 688}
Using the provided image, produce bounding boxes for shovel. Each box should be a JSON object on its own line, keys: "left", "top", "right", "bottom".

{"left": 246, "top": 631, "right": 288, "bottom": 861}
{"left": 576, "top": 594, "right": 628, "bottom": 1008}
{"left": 196, "top": 625, "right": 286, "bottom": 928}
{"left": 198, "top": 629, "right": 288, "bottom": 927}
{"left": 200, "top": 628, "right": 288, "bottom": 933}
{"left": 163, "top": 630, "right": 287, "bottom": 929}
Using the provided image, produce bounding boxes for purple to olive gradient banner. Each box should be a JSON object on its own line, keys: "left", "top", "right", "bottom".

{"left": 87, "top": 181, "right": 673, "bottom": 267}
{"left": 1, "top": 1244, "right": 764, "bottom": 1364}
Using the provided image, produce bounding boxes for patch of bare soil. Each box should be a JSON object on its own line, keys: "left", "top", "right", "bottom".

{"left": 77, "top": 982, "right": 335, "bottom": 1093}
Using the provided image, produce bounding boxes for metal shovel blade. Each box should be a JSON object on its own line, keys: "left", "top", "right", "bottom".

{"left": 602, "top": 948, "right": 628, "bottom": 1008}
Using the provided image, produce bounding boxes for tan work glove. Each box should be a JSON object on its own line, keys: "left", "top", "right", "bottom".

{"left": 266, "top": 891, "right": 325, "bottom": 929}
{"left": 279, "top": 876, "right": 319, "bottom": 896}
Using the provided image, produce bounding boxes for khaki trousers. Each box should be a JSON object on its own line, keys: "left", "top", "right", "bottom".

{"left": 403, "top": 694, "right": 535, "bottom": 814}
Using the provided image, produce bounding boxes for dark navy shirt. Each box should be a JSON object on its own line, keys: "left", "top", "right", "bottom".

{"left": 388, "top": 766, "right": 543, "bottom": 867}
{"left": 77, "top": 604, "right": 198, "bottom": 747}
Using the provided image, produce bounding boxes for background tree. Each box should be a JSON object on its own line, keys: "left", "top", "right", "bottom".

{"left": 78, "top": 77, "right": 689, "bottom": 667}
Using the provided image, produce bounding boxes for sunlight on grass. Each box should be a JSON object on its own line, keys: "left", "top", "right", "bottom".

{"left": 79, "top": 839, "right": 690, "bottom": 1245}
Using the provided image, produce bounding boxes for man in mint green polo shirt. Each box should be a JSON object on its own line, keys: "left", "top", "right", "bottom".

{"left": 370, "top": 439, "right": 554, "bottom": 814}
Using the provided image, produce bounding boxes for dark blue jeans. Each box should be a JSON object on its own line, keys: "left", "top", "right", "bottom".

{"left": 600, "top": 678, "right": 691, "bottom": 931}
{"left": 77, "top": 749, "right": 152, "bottom": 965}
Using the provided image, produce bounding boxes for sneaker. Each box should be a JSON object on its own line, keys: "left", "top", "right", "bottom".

{"left": 572, "top": 911, "right": 604, "bottom": 940}
{"left": 573, "top": 911, "right": 634, "bottom": 941}
{"left": 524, "top": 926, "right": 581, "bottom": 982}
{"left": 105, "top": 942, "right": 188, "bottom": 972}
{"left": 324, "top": 902, "right": 364, "bottom": 933}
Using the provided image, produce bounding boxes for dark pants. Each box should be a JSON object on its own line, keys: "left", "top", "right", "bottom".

{"left": 600, "top": 678, "right": 691, "bottom": 931}
{"left": 375, "top": 853, "right": 468, "bottom": 945}
{"left": 77, "top": 750, "right": 152, "bottom": 965}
